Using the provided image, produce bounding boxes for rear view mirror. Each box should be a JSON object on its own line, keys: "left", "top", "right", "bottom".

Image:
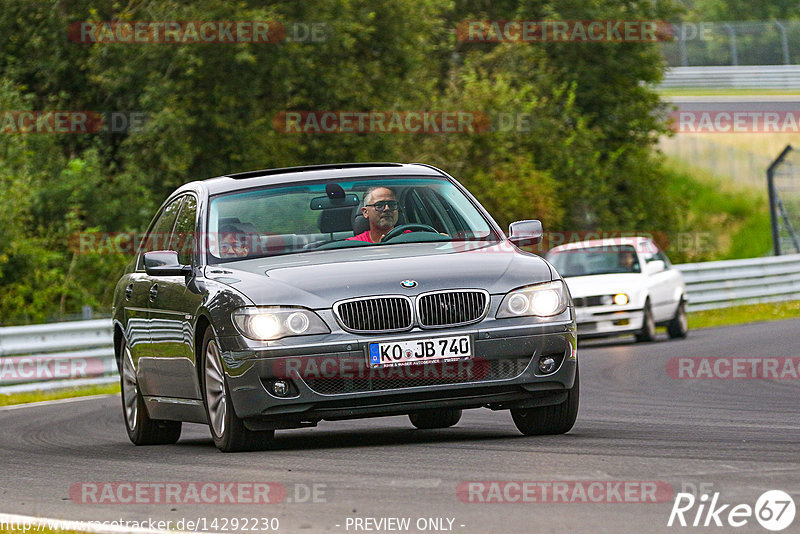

{"left": 309, "top": 193, "right": 360, "bottom": 210}
{"left": 508, "top": 220, "right": 543, "bottom": 247}
{"left": 144, "top": 250, "right": 192, "bottom": 276}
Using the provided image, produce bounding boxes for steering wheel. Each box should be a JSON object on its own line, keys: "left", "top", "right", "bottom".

{"left": 382, "top": 223, "right": 439, "bottom": 241}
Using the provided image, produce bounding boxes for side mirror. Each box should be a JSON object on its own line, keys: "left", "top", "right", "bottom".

{"left": 144, "top": 250, "right": 192, "bottom": 277}
{"left": 508, "top": 220, "right": 543, "bottom": 247}
{"left": 645, "top": 259, "right": 666, "bottom": 275}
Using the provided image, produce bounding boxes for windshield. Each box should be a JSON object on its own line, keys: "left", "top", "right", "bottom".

{"left": 547, "top": 244, "right": 641, "bottom": 276}
{"left": 207, "top": 176, "right": 498, "bottom": 263}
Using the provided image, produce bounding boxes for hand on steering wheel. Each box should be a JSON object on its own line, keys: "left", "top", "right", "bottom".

{"left": 381, "top": 223, "right": 439, "bottom": 241}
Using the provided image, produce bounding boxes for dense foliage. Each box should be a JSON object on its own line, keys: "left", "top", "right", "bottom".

{"left": 0, "top": 0, "right": 732, "bottom": 324}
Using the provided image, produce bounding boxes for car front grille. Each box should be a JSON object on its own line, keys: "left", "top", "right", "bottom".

{"left": 334, "top": 296, "right": 413, "bottom": 333}
{"left": 417, "top": 290, "right": 488, "bottom": 328}
{"left": 573, "top": 296, "right": 605, "bottom": 307}
{"left": 303, "top": 357, "right": 531, "bottom": 395}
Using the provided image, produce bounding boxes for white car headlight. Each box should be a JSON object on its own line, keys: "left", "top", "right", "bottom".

{"left": 497, "top": 280, "right": 569, "bottom": 318}
{"left": 232, "top": 307, "right": 330, "bottom": 341}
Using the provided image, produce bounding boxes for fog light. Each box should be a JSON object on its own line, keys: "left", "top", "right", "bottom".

{"left": 272, "top": 380, "right": 290, "bottom": 397}
{"left": 538, "top": 356, "right": 556, "bottom": 374}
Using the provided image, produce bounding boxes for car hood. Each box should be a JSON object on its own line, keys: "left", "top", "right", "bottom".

{"left": 562, "top": 272, "right": 645, "bottom": 298}
{"left": 206, "top": 242, "right": 553, "bottom": 308}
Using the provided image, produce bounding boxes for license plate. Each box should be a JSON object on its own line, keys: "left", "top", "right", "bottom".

{"left": 367, "top": 335, "right": 472, "bottom": 367}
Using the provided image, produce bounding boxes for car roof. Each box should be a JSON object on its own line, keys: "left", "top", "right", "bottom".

{"left": 174, "top": 162, "right": 447, "bottom": 196}
{"left": 549, "top": 236, "right": 654, "bottom": 253}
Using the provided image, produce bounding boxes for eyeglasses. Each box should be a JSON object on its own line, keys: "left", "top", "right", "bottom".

{"left": 365, "top": 200, "right": 399, "bottom": 211}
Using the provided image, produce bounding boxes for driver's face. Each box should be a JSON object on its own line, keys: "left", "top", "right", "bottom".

{"left": 362, "top": 187, "right": 398, "bottom": 233}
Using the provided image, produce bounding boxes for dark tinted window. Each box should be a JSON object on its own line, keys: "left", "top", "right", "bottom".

{"left": 172, "top": 195, "right": 197, "bottom": 265}
{"left": 137, "top": 196, "right": 183, "bottom": 270}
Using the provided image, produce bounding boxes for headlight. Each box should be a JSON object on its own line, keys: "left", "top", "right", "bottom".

{"left": 613, "top": 293, "right": 629, "bottom": 305}
{"left": 497, "top": 280, "right": 569, "bottom": 318}
{"left": 232, "top": 307, "right": 330, "bottom": 341}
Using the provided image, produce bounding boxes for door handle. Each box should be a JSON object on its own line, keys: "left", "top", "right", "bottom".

{"left": 125, "top": 283, "right": 133, "bottom": 300}
{"left": 149, "top": 283, "right": 159, "bottom": 302}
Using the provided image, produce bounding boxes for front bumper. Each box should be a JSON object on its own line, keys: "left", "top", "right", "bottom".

{"left": 218, "top": 319, "right": 577, "bottom": 427}
{"left": 575, "top": 306, "right": 644, "bottom": 338}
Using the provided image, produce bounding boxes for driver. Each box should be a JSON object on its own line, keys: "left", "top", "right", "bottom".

{"left": 347, "top": 186, "right": 400, "bottom": 243}
{"left": 618, "top": 250, "right": 637, "bottom": 271}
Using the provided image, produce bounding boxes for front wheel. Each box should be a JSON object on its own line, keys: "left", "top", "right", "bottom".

{"left": 635, "top": 301, "right": 656, "bottom": 342}
{"left": 667, "top": 299, "right": 689, "bottom": 339}
{"left": 120, "top": 338, "right": 181, "bottom": 445}
{"left": 511, "top": 366, "right": 579, "bottom": 436}
{"left": 202, "top": 328, "right": 274, "bottom": 452}
{"left": 409, "top": 408, "right": 462, "bottom": 429}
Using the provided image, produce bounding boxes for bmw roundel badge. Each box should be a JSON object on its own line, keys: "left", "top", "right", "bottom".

{"left": 400, "top": 279, "right": 417, "bottom": 288}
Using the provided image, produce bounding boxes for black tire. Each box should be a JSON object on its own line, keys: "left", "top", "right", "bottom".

{"left": 635, "top": 300, "right": 656, "bottom": 342}
{"left": 511, "top": 366, "right": 579, "bottom": 436}
{"left": 409, "top": 408, "right": 462, "bottom": 429}
{"left": 201, "top": 327, "right": 274, "bottom": 452}
{"left": 119, "top": 338, "right": 182, "bottom": 445}
{"left": 667, "top": 299, "right": 689, "bottom": 339}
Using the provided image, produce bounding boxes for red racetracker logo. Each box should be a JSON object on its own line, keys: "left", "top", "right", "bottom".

{"left": 671, "top": 111, "right": 800, "bottom": 133}
{"left": 667, "top": 357, "right": 800, "bottom": 379}
{"left": 0, "top": 356, "right": 105, "bottom": 383}
{"left": 457, "top": 20, "right": 672, "bottom": 42}
{"left": 457, "top": 481, "right": 674, "bottom": 503}
{"left": 69, "top": 482, "right": 288, "bottom": 504}
{"left": 272, "top": 111, "right": 491, "bottom": 134}
{"left": 68, "top": 21, "right": 286, "bottom": 44}
{"left": 273, "top": 356, "right": 493, "bottom": 381}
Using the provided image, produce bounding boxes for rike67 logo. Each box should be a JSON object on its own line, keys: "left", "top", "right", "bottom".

{"left": 668, "top": 490, "right": 796, "bottom": 531}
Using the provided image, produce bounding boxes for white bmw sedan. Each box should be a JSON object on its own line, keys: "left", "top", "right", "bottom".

{"left": 546, "top": 237, "right": 687, "bottom": 342}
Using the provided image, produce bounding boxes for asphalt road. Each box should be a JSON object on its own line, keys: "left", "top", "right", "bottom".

{"left": 1, "top": 320, "right": 799, "bottom": 534}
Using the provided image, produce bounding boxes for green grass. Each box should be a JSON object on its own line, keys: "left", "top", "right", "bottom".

{"left": 662, "top": 160, "right": 772, "bottom": 262}
{"left": 0, "top": 382, "right": 120, "bottom": 407}
{"left": 688, "top": 300, "right": 800, "bottom": 330}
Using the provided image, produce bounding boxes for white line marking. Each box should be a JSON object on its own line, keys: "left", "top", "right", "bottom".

{"left": 0, "top": 394, "right": 117, "bottom": 411}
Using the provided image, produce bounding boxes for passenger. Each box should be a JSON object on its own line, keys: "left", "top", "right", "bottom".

{"left": 218, "top": 225, "right": 250, "bottom": 258}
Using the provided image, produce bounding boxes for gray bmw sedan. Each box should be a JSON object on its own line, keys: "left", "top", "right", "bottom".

{"left": 112, "top": 162, "right": 578, "bottom": 452}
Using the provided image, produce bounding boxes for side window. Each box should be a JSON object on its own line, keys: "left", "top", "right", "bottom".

{"left": 137, "top": 197, "right": 183, "bottom": 270}
{"left": 172, "top": 195, "right": 197, "bottom": 265}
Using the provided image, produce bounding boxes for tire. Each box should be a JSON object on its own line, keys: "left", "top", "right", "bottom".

{"left": 119, "top": 338, "right": 182, "bottom": 445}
{"left": 201, "top": 328, "right": 274, "bottom": 452}
{"left": 635, "top": 300, "right": 656, "bottom": 342}
{"left": 511, "top": 365, "right": 579, "bottom": 436}
{"left": 409, "top": 408, "right": 462, "bottom": 429}
{"left": 667, "top": 299, "right": 689, "bottom": 339}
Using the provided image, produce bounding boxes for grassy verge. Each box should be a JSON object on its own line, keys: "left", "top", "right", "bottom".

{"left": 688, "top": 300, "right": 800, "bottom": 330}
{"left": 661, "top": 160, "right": 772, "bottom": 262}
{"left": 0, "top": 382, "right": 120, "bottom": 407}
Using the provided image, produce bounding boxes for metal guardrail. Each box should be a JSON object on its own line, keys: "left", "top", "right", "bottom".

{"left": 2, "top": 255, "right": 800, "bottom": 392}
{"left": 0, "top": 319, "right": 116, "bottom": 394}
{"left": 662, "top": 65, "right": 800, "bottom": 89}
{"left": 675, "top": 253, "right": 800, "bottom": 312}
